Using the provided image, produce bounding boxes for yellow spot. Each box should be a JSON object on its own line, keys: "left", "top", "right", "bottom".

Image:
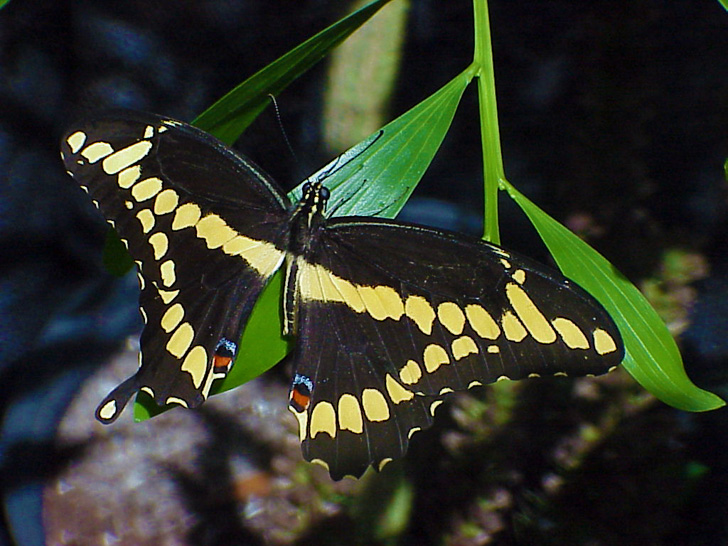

{"left": 223, "top": 235, "right": 262, "bottom": 257}
{"left": 378, "top": 458, "right": 393, "bottom": 472}
{"left": 358, "top": 285, "right": 404, "bottom": 321}
{"left": 79, "top": 185, "right": 88, "bottom": 193}
{"left": 330, "top": 274, "right": 366, "bottom": 312}
{"left": 102, "top": 140, "right": 153, "bottom": 175}
{"left": 124, "top": 201, "right": 133, "bottom": 209}
{"left": 552, "top": 317, "right": 589, "bottom": 349}
{"left": 362, "top": 388, "right": 390, "bottom": 422}
{"left": 165, "top": 396, "right": 189, "bottom": 408}
{"left": 144, "top": 125, "right": 154, "bottom": 139}
{"left": 399, "top": 360, "right": 422, "bottom": 385}
{"left": 528, "top": 373, "right": 540, "bottom": 378}
{"left": 223, "top": 235, "right": 285, "bottom": 277}
{"left": 385, "top": 374, "right": 414, "bottom": 404}
{"left": 131, "top": 177, "right": 163, "bottom": 202}
{"left": 513, "top": 269, "right": 526, "bottom": 284}
{"left": 376, "top": 286, "right": 404, "bottom": 319}
{"left": 237, "top": 243, "right": 284, "bottom": 277}
{"left": 160, "top": 260, "right": 176, "bottom": 287}
{"left": 311, "top": 459, "right": 330, "bottom": 471}
{"left": 408, "top": 427, "right": 421, "bottom": 439}
{"left": 98, "top": 400, "right": 117, "bottom": 421}
{"left": 501, "top": 310, "right": 527, "bottom": 342}
{"left": 136, "top": 209, "right": 155, "bottom": 233}
{"left": 158, "top": 289, "right": 179, "bottom": 304}
{"left": 148, "top": 232, "right": 169, "bottom": 260}
{"left": 297, "top": 262, "right": 366, "bottom": 312}
{"left": 161, "top": 303, "right": 184, "bottom": 333}
{"left": 506, "top": 283, "right": 556, "bottom": 343}
{"left": 139, "top": 307, "right": 147, "bottom": 324}
{"left": 288, "top": 405, "right": 308, "bottom": 442}
{"left": 338, "top": 394, "right": 363, "bottom": 433}
{"left": 554, "top": 371, "right": 568, "bottom": 377}
{"left": 119, "top": 237, "right": 128, "bottom": 249}
{"left": 153, "top": 189, "right": 179, "bottom": 215}
{"left": 136, "top": 272, "right": 145, "bottom": 290}
{"left": 310, "top": 401, "right": 337, "bottom": 438}
{"left": 195, "top": 214, "right": 237, "bottom": 249}
{"left": 496, "top": 375, "right": 511, "bottom": 382}
{"left": 465, "top": 304, "right": 500, "bottom": 339}
{"left": 172, "top": 203, "right": 201, "bottom": 230}
{"left": 437, "top": 301, "right": 466, "bottom": 335}
{"left": 166, "top": 322, "right": 194, "bottom": 358}
{"left": 140, "top": 386, "right": 155, "bottom": 398}
{"left": 405, "top": 295, "right": 435, "bottom": 335}
{"left": 451, "top": 336, "right": 478, "bottom": 360}
{"left": 117, "top": 165, "right": 141, "bottom": 188}
{"left": 467, "top": 380, "right": 483, "bottom": 389}
{"left": 429, "top": 400, "right": 443, "bottom": 416}
{"left": 201, "top": 367, "right": 217, "bottom": 399}
{"left": 66, "top": 131, "right": 86, "bottom": 154}
{"left": 81, "top": 141, "right": 114, "bottom": 163}
{"left": 181, "top": 346, "right": 208, "bottom": 389}
{"left": 423, "top": 344, "right": 450, "bottom": 373}
{"left": 593, "top": 328, "right": 618, "bottom": 355}
{"left": 500, "top": 258, "right": 511, "bottom": 269}
{"left": 487, "top": 345, "right": 500, "bottom": 353}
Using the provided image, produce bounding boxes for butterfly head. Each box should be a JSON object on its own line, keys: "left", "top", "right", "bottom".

{"left": 299, "top": 181, "right": 331, "bottom": 227}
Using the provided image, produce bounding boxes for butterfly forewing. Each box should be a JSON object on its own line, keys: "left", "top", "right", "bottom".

{"left": 61, "top": 111, "right": 290, "bottom": 422}
{"left": 288, "top": 217, "right": 623, "bottom": 478}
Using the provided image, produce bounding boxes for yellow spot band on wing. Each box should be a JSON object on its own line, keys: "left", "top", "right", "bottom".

{"left": 310, "top": 401, "right": 336, "bottom": 438}
{"left": 593, "top": 328, "right": 618, "bottom": 355}
{"left": 181, "top": 346, "right": 208, "bottom": 389}
{"left": 362, "top": 389, "right": 390, "bottom": 422}
{"left": 552, "top": 317, "right": 589, "bottom": 349}
{"left": 338, "top": 394, "right": 363, "bottom": 433}
{"left": 102, "top": 140, "right": 153, "bottom": 175}
{"left": 505, "top": 283, "right": 557, "bottom": 343}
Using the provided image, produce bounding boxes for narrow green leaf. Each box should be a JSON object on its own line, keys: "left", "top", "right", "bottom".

{"left": 501, "top": 180, "right": 724, "bottom": 412}
{"left": 718, "top": 0, "right": 728, "bottom": 12}
{"left": 292, "top": 70, "right": 471, "bottom": 217}
{"left": 193, "top": 0, "right": 394, "bottom": 144}
{"left": 0, "top": 0, "right": 11, "bottom": 10}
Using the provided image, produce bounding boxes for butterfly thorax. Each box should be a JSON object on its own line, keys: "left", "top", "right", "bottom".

{"left": 283, "top": 181, "right": 330, "bottom": 336}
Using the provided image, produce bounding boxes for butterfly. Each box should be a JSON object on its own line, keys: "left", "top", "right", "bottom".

{"left": 61, "top": 110, "right": 623, "bottom": 480}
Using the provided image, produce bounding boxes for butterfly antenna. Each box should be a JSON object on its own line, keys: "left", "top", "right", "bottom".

{"left": 268, "top": 94, "right": 299, "bottom": 166}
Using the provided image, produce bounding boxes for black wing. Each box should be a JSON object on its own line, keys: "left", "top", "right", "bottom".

{"left": 289, "top": 217, "right": 623, "bottom": 479}
{"left": 61, "top": 111, "right": 290, "bottom": 422}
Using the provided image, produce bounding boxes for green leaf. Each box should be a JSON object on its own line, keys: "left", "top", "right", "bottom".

{"left": 192, "top": 0, "right": 394, "bottom": 145}
{"left": 0, "top": 0, "right": 11, "bottom": 10}
{"left": 719, "top": 0, "right": 728, "bottom": 12}
{"left": 501, "top": 180, "right": 724, "bottom": 412}
{"left": 292, "top": 70, "right": 471, "bottom": 218}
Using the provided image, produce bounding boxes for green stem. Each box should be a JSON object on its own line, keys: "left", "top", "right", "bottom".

{"left": 472, "top": 0, "right": 505, "bottom": 244}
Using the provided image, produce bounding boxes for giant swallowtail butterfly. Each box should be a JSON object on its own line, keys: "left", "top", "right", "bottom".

{"left": 61, "top": 110, "right": 623, "bottom": 480}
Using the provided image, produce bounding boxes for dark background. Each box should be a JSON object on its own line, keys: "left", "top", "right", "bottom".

{"left": 1, "top": 1, "right": 727, "bottom": 545}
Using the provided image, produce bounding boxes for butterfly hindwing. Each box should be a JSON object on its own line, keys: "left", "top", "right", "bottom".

{"left": 61, "top": 111, "right": 290, "bottom": 421}
{"left": 288, "top": 217, "right": 623, "bottom": 478}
